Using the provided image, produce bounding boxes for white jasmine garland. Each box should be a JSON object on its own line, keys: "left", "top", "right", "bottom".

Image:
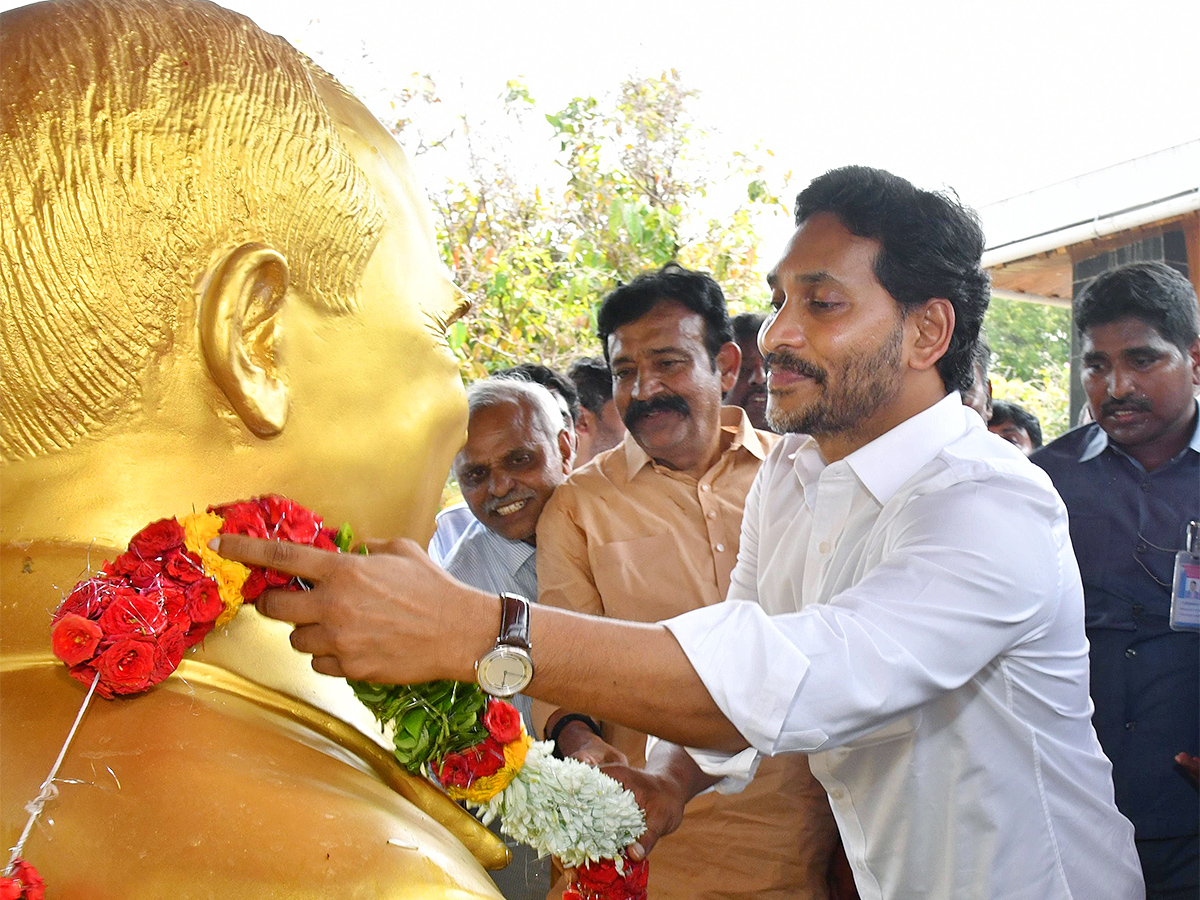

{"left": 467, "top": 740, "right": 645, "bottom": 870}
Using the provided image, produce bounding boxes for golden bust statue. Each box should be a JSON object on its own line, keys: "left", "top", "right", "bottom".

{"left": 0, "top": 0, "right": 505, "bottom": 895}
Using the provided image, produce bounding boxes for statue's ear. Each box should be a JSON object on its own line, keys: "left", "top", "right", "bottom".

{"left": 198, "top": 244, "right": 289, "bottom": 437}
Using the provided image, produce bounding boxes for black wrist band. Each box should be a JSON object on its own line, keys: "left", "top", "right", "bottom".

{"left": 548, "top": 713, "right": 602, "bottom": 758}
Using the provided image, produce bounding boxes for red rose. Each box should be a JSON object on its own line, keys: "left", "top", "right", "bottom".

{"left": 262, "top": 495, "right": 323, "bottom": 543}
{"left": 1, "top": 858, "right": 44, "bottom": 900}
{"left": 68, "top": 662, "right": 112, "bottom": 699}
{"left": 314, "top": 528, "right": 338, "bottom": 551}
{"left": 436, "top": 752, "right": 472, "bottom": 788}
{"left": 184, "top": 578, "right": 223, "bottom": 625}
{"left": 127, "top": 558, "right": 166, "bottom": 590}
{"left": 163, "top": 548, "right": 204, "bottom": 583}
{"left": 576, "top": 858, "right": 620, "bottom": 889}
{"left": 214, "top": 502, "right": 269, "bottom": 539}
{"left": 465, "top": 736, "right": 507, "bottom": 779}
{"left": 240, "top": 568, "right": 267, "bottom": 602}
{"left": 151, "top": 625, "right": 187, "bottom": 683}
{"left": 51, "top": 613, "right": 103, "bottom": 666}
{"left": 561, "top": 891, "right": 584, "bottom": 900}
{"left": 128, "top": 517, "right": 185, "bottom": 558}
{"left": 262, "top": 566, "right": 293, "bottom": 589}
{"left": 53, "top": 578, "right": 107, "bottom": 623}
{"left": 483, "top": 699, "right": 523, "bottom": 744}
{"left": 95, "top": 637, "right": 156, "bottom": 695}
{"left": 184, "top": 618, "right": 216, "bottom": 647}
{"left": 98, "top": 592, "right": 167, "bottom": 639}
{"left": 160, "top": 583, "right": 190, "bottom": 629}
{"left": 622, "top": 858, "right": 649, "bottom": 892}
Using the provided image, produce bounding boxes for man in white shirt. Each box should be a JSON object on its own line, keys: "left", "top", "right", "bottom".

{"left": 222, "top": 165, "right": 1144, "bottom": 900}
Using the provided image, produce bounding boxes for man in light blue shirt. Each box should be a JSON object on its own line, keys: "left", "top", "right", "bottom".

{"left": 439, "top": 375, "right": 573, "bottom": 900}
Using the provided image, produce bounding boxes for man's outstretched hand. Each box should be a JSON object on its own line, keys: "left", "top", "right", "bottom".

{"left": 212, "top": 534, "right": 495, "bottom": 684}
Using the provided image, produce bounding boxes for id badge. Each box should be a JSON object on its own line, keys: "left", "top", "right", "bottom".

{"left": 1170, "top": 520, "right": 1200, "bottom": 632}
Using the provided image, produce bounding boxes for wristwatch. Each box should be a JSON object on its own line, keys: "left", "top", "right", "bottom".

{"left": 475, "top": 592, "right": 535, "bottom": 697}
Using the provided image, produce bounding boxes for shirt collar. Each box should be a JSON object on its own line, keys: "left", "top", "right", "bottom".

{"left": 1079, "top": 397, "right": 1200, "bottom": 463}
{"left": 843, "top": 392, "right": 970, "bottom": 506}
{"left": 623, "top": 405, "right": 765, "bottom": 476}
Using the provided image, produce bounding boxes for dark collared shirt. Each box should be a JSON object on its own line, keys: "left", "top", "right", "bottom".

{"left": 1032, "top": 400, "right": 1199, "bottom": 839}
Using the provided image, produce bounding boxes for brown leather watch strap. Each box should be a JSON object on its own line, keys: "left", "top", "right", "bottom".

{"left": 497, "top": 592, "right": 532, "bottom": 651}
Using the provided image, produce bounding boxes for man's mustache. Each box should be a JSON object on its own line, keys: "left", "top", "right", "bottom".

{"left": 624, "top": 394, "right": 690, "bottom": 428}
{"left": 764, "top": 349, "right": 827, "bottom": 385}
{"left": 482, "top": 489, "right": 533, "bottom": 516}
{"left": 1100, "top": 397, "right": 1152, "bottom": 417}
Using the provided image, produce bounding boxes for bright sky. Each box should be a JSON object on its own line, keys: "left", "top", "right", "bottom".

{"left": 4, "top": 0, "right": 1198, "bottom": 255}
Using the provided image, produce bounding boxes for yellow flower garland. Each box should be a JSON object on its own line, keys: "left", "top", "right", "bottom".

{"left": 181, "top": 512, "right": 249, "bottom": 626}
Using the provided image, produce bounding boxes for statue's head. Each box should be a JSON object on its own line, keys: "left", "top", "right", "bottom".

{"left": 1, "top": 0, "right": 468, "bottom": 545}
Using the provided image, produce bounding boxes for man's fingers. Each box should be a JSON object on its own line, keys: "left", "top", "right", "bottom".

{"left": 213, "top": 534, "right": 338, "bottom": 581}
{"left": 312, "top": 655, "right": 347, "bottom": 678}
{"left": 255, "top": 587, "right": 329, "bottom": 626}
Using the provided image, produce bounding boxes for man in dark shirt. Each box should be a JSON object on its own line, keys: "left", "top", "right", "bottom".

{"left": 1033, "top": 261, "right": 1200, "bottom": 900}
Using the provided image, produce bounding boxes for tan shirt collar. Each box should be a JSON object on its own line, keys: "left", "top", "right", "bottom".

{"left": 623, "top": 406, "right": 768, "bottom": 478}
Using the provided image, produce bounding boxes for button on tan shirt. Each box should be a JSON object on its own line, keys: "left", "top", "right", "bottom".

{"left": 536, "top": 407, "right": 837, "bottom": 899}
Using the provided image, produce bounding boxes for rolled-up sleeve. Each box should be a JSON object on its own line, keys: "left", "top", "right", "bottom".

{"left": 665, "top": 472, "right": 1065, "bottom": 764}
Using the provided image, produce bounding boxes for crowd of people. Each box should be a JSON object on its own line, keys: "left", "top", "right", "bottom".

{"left": 221, "top": 166, "right": 1200, "bottom": 900}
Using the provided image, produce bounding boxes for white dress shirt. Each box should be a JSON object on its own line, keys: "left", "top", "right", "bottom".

{"left": 665, "top": 393, "right": 1143, "bottom": 900}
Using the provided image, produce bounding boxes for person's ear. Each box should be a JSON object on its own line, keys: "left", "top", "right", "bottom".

{"left": 198, "top": 244, "right": 289, "bottom": 437}
{"left": 907, "top": 298, "right": 954, "bottom": 374}
{"left": 716, "top": 341, "right": 741, "bottom": 394}
{"left": 558, "top": 427, "right": 574, "bottom": 474}
{"left": 1188, "top": 336, "right": 1200, "bottom": 387}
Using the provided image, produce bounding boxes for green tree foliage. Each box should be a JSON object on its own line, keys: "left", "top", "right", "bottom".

{"left": 395, "top": 72, "right": 789, "bottom": 378}
{"left": 983, "top": 295, "right": 1072, "bottom": 441}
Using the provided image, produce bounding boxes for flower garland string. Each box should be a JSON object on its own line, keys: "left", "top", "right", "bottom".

{"left": 26, "top": 495, "right": 649, "bottom": 900}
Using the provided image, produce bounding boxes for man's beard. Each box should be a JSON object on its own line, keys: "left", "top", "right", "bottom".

{"left": 765, "top": 322, "right": 905, "bottom": 437}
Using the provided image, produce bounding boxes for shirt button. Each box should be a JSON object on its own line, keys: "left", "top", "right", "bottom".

{"left": 700, "top": 484, "right": 710, "bottom": 492}
{"left": 1125, "top": 721, "right": 1136, "bottom": 731}
{"left": 818, "top": 541, "right": 830, "bottom": 554}
{"left": 707, "top": 511, "right": 716, "bottom": 519}
{"left": 1140, "top": 482, "right": 1150, "bottom": 492}
{"left": 1136, "top": 542, "right": 1147, "bottom": 553}
{"left": 714, "top": 543, "right": 725, "bottom": 552}
{"left": 829, "top": 788, "right": 845, "bottom": 800}
{"left": 1125, "top": 648, "right": 1137, "bottom": 658}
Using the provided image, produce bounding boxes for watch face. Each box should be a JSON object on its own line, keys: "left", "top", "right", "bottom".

{"left": 477, "top": 647, "right": 533, "bottom": 697}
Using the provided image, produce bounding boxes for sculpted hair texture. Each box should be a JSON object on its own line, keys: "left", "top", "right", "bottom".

{"left": 465, "top": 378, "right": 565, "bottom": 449}
{"left": 794, "top": 166, "right": 991, "bottom": 395}
{"left": 1074, "top": 261, "right": 1200, "bottom": 353}
{"left": 0, "top": 0, "right": 385, "bottom": 460}
{"left": 568, "top": 357, "right": 614, "bottom": 415}
{"left": 596, "top": 263, "right": 733, "bottom": 366}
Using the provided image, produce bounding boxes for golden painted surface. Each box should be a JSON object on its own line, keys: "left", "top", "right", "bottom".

{"left": 0, "top": 0, "right": 500, "bottom": 895}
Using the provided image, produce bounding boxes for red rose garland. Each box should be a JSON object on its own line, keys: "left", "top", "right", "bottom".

{"left": 563, "top": 855, "right": 650, "bottom": 900}
{"left": 11, "top": 496, "right": 342, "bottom": 891}
{"left": 49, "top": 496, "right": 338, "bottom": 697}
{"left": 0, "top": 860, "right": 44, "bottom": 900}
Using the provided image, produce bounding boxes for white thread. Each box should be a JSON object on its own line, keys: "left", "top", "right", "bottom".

{"left": 5, "top": 670, "right": 100, "bottom": 875}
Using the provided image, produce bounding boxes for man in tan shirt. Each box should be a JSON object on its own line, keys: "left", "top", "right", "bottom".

{"left": 535, "top": 264, "right": 839, "bottom": 899}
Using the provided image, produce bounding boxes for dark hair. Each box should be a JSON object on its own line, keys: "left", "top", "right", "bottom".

{"left": 989, "top": 399, "right": 1043, "bottom": 449}
{"left": 973, "top": 333, "right": 992, "bottom": 382}
{"left": 567, "top": 356, "right": 613, "bottom": 415}
{"left": 1074, "top": 261, "right": 1200, "bottom": 353}
{"left": 495, "top": 364, "right": 581, "bottom": 424}
{"left": 596, "top": 263, "right": 733, "bottom": 366}
{"left": 730, "top": 312, "right": 766, "bottom": 345}
{"left": 794, "top": 166, "right": 991, "bottom": 395}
